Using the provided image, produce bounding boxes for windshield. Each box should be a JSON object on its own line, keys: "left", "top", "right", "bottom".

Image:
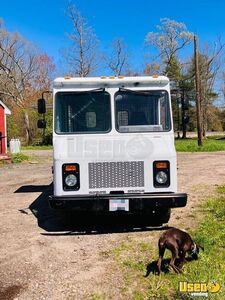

{"left": 115, "top": 89, "right": 171, "bottom": 132}
{"left": 55, "top": 90, "right": 111, "bottom": 134}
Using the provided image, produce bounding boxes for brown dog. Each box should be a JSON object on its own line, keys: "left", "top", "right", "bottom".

{"left": 157, "top": 228, "right": 204, "bottom": 274}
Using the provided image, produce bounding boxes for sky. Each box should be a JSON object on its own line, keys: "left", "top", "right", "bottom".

{"left": 1, "top": 0, "right": 225, "bottom": 76}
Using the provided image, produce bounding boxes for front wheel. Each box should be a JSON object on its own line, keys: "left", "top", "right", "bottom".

{"left": 153, "top": 208, "right": 171, "bottom": 225}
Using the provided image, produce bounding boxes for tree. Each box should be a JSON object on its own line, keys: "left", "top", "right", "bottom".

{"left": 143, "top": 62, "right": 160, "bottom": 76}
{"left": 0, "top": 22, "right": 38, "bottom": 144}
{"left": 164, "top": 56, "right": 182, "bottom": 81}
{"left": 105, "top": 38, "right": 129, "bottom": 76}
{"left": 0, "top": 21, "right": 55, "bottom": 144}
{"left": 63, "top": 2, "right": 99, "bottom": 77}
{"left": 145, "top": 18, "right": 193, "bottom": 78}
{"left": 145, "top": 19, "right": 194, "bottom": 138}
{"left": 0, "top": 23, "right": 36, "bottom": 107}
{"left": 222, "top": 72, "right": 225, "bottom": 100}
{"left": 187, "top": 40, "right": 224, "bottom": 137}
{"left": 34, "top": 54, "right": 55, "bottom": 91}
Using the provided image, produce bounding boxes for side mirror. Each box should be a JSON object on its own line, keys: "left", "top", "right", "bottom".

{"left": 37, "top": 98, "right": 46, "bottom": 114}
{"left": 37, "top": 119, "right": 46, "bottom": 129}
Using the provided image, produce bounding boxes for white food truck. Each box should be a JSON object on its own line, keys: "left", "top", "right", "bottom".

{"left": 38, "top": 76, "right": 187, "bottom": 224}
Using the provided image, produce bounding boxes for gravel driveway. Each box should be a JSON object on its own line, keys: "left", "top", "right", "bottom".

{"left": 0, "top": 150, "right": 225, "bottom": 299}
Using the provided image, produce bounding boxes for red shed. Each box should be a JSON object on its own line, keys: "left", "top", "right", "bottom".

{"left": 0, "top": 100, "right": 11, "bottom": 159}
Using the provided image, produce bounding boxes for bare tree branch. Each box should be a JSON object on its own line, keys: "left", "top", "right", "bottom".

{"left": 0, "top": 21, "right": 55, "bottom": 144}
{"left": 105, "top": 38, "right": 129, "bottom": 76}
{"left": 145, "top": 18, "right": 194, "bottom": 76}
{"left": 63, "top": 2, "right": 99, "bottom": 77}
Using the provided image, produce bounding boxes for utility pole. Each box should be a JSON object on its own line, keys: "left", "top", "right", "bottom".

{"left": 194, "top": 35, "right": 203, "bottom": 146}
{"left": 181, "top": 87, "right": 186, "bottom": 139}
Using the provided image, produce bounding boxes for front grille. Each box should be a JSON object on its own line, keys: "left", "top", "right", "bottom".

{"left": 89, "top": 161, "right": 144, "bottom": 189}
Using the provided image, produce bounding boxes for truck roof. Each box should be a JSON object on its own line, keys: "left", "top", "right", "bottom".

{"left": 53, "top": 76, "right": 169, "bottom": 88}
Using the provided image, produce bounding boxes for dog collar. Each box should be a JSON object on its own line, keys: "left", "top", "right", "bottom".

{"left": 191, "top": 243, "right": 197, "bottom": 254}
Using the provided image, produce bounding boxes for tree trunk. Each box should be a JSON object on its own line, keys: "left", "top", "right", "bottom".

{"left": 177, "top": 97, "right": 181, "bottom": 139}
{"left": 202, "top": 106, "right": 207, "bottom": 138}
{"left": 181, "top": 90, "right": 187, "bottom": 139}
{"left": 24, "top": 111, "right": 32, "bottom": 145}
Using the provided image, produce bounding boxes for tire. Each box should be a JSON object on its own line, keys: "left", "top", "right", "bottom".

{"left": 153, "top": 208, "right": 171, "bottom": 225}
{"left": 141, "top": 208, "right": 171, "bottom": 226}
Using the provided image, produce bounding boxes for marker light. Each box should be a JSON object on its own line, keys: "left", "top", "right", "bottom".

{"left": 155, "top": 162, "right": 168, "bottom": 169}
{"left": 65, "top": 165, "right": 77, "bottom": 172}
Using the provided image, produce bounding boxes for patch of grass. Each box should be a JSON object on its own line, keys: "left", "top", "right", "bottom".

{"left": 110, "top": 189, "right": 225, "bottom": 299}
{"left": 11, "top": 153, "right": 30, "bottom": 163}
{"left": 175, "top": 137, "right": 225, "bottom": 152}
{"left": 21, "top": 145, "right": 53, "bottom": 150}
{"left": 90, "top": 293, "right": 104, "bottom": 300}
{"left": 202, "top": 198, "right": 225, "bottom": 221}
{"left": 217, "top": 185, "right": 225, "bottom": 194}
{"left": 123, "top": 259, "right": 146, "bottom": 271}
{"left": 111, "top": 238, "right": 134, "bottom": 259}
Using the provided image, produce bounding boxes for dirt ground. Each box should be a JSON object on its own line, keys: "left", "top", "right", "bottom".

{"left": 0, "top": 150, "right": 225, "bottom": 300}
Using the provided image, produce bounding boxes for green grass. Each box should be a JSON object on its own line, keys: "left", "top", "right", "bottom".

{"left": 175, "top": 137, "right": 225, "bottom": 152}
{"left": 110, "top": 189, "right": 225, "bottom": 299}
{"left": 20, "top": 137, "right": 225, "bottom": 152}
{"left": 216, "top": 185, "right": 225, "bottom": 194}
{"left": 90, "top": 293, "right": 104, "bottom": 300}
{"left": 21, "top": 145, "right": 53, "bottom": 150}
{"left": 11, "top": 153, "right": 30, "bottom": 163}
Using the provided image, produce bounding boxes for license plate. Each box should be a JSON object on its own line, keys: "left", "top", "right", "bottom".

{"left": 109, "top": 199, "right": 129, "bottom": 211}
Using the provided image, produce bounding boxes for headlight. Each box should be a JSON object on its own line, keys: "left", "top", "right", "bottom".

{"left": 65, "top": 174, "right": 77, "bottom": 187}
{"left": 155, "top": 171, "right": 168, "bottom": 184}
{"left": 153, "top": 161, "right": 170, "bottom": 188}
{"left": 62, "top": 163, "right": 80, "bottom": 191}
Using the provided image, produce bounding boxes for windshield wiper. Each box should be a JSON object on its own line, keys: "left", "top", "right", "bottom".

{"left": 62, "top": 88, "right": 105, "bottom": 96}
{"left": 119, "top": 88, "right": 157, "bottom": 96}
{"left": 71, "top": 88, "right": 106, "bottom": 119}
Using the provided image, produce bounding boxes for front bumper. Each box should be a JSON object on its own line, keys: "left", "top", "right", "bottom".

{"left": 49, "top": 192, "right": 187, "bottom": 211}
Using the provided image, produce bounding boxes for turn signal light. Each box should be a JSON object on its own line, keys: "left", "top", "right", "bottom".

{"left": 65, "top": 165, "right": 77, "bottom": 172}
{"left": 62, "top": 163, "right": 80, "bottom": 191}
{"left": 153, "top": 160, "right": 170, "bottom": 188}
{"left": 155, "top": 162, "right": 168, "bottom": 169}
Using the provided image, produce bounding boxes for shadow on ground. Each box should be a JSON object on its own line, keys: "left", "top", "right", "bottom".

{"left": 145, "top": 256, "right": 197, "bottom": 276}
{"left": 145, "top": 259, "right": 170, "bottom": 276}
{"left": 15, "top": 184, "right": 170, "bottom": 235}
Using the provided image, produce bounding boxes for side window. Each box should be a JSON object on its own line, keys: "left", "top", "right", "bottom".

{"left": 86, "top": 112, "right": 96, "bottom": 128}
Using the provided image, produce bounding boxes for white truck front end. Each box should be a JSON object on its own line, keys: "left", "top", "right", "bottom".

{"left": 49, "top": 76, "right": 187, "bottom": 223}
